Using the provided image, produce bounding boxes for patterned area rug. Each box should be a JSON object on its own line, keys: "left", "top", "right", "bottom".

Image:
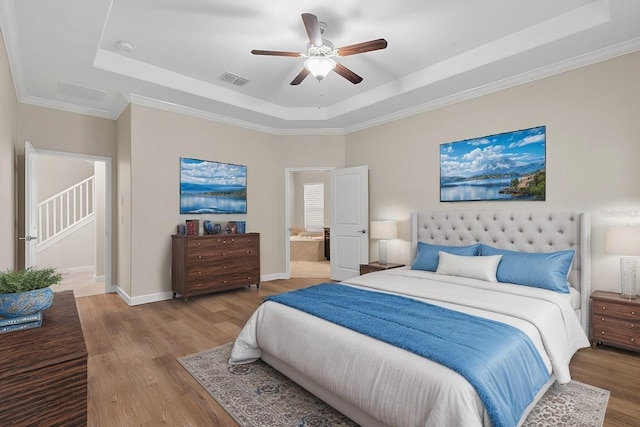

{"left": 179, "top": 343, "right": 609, "bottom": 427}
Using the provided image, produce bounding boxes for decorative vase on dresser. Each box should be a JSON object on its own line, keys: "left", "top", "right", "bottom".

{"left": 171, "top": 233, "right": 260, "bottom": 301}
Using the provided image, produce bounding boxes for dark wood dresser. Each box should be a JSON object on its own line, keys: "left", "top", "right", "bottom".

{"left": 172, "top": 233, "right": 261, "bottom": 301}
{"left": 0, "top": 290, "right": 88, "bottom": 426}
{"left": 590, "top": 290, "right": 639, "bottom": 353}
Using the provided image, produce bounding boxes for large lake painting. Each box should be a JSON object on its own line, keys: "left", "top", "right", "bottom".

{"left": 180, "top": 157, "right": 247, "bottom": 214}
{"left": 440, "top": 126, "right": 546, "bottom": 202}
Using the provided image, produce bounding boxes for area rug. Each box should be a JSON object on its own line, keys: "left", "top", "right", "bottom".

{"left": 179, "top": 343, "right": 609, "bottom": 427}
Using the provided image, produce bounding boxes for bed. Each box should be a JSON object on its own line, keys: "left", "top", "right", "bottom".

{"left": 230, "top": 210, "right": 592, "bottom": 427}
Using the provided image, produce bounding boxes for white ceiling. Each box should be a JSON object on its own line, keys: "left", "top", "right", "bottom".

{"left": 1, "top": 0, "right": 639, "bottom": 134}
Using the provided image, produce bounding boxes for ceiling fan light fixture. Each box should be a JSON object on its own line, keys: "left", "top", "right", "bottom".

{"left": 304, "top": 57, "right": 336, "bottom": 80}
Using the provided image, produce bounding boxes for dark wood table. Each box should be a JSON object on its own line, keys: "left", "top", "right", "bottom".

{"left": 0, "top": 290, "right": 88, "bottom": 426}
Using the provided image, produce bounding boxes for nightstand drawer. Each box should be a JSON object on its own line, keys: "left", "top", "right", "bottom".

{"left": 591, "top": 327, "right": 640, "bottom": 350}
{"left": 592, "top": 315, "right": 637, "bottom": 333}
{"left": 592, "top": 300, "right": 639, "bottom": 319}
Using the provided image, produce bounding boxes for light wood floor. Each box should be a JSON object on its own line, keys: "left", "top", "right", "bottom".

{"left": 75, "top": 279, "right": 640, "bottom": 427}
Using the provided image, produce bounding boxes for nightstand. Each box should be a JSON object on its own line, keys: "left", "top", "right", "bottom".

{"left": 360, "top": 262, "right": 404, "bottom": 275}
{"left": 590, "top": 290, "right": 640, "bottom": 353}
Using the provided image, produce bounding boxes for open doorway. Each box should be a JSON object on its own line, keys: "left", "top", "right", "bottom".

{"left": 285, "top": 168, "right": 331, "bottom": 279}
{"left": 26, "top": 147, "right": 112, "bottom": 297}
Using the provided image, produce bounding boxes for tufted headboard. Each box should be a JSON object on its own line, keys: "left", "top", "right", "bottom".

{"left": 410, "top": 210, "right": 591, "bottom": 332}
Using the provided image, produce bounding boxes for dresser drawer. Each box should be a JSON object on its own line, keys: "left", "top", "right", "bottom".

{"left": 187, "top": 238, "right": 224, "bottom": 252}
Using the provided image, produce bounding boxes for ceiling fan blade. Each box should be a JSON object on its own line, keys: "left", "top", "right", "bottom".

{"left": 334, "top": 63, "right": 363, "bottom": 84}
{"left": 251, "top": 49, "right": 301, "bottom": 57}
{"left": 290, "top": 68, "right": 310, "bottom": 85}
{"left": 337, "top": 38, "right": 388, "bottom": 57}
{"left": 302, "top": 13, "right": 323, "bottom": 47}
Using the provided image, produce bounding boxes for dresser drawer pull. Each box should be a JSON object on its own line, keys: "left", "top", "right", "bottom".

{"left": 198, "top": 255, "right": 202, "bottom": 259}
{"left": 632, "top": 311, "right": 636, "bottom": 315}
{"left": 601, "top": 331, "right": 605, "bottom": 335}
{"left": 601, "top": 317, "right": 605, "bottom": 321}
{"left": 601, "top": 306, "right": 606, "bottom": 310}
{"left": 631, "top": 338, "right": 635, "bottom": 342}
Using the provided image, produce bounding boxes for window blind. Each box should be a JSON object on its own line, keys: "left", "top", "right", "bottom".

{"left": 304, "top": 182, "right": 324, "bottom": 232}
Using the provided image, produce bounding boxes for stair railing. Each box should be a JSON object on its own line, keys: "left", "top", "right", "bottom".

{"left": 37, "top": 176, "right": 95, "bottom": 249}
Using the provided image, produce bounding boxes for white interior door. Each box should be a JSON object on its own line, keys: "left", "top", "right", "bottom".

{"left": 24, "top": 141, "right": 38, "bottom": 268}
{"left": 330, "top": 165, "right": 369, "bottom": 281}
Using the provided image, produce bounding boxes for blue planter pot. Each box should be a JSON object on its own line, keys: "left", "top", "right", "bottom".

{"left": 0, "top": 287, "right": 54, "bottom": 318}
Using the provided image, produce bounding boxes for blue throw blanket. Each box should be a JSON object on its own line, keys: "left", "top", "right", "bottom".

{"left": 267, "top": 284, "right": 550, "bottom": 427}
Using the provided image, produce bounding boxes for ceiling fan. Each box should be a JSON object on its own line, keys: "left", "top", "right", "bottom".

{"left": 251, "top": 13, "right": 387, "bottom": 85}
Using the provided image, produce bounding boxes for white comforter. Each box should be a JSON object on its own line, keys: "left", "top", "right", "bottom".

{"left": 230, "top": 268, "right": 590, "bottom": 427}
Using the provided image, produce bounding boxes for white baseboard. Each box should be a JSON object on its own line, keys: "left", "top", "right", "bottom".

{"left": 58, "top": 266, "right": 94, "bottom": 274}
{"left": 261, "top": 273, "right": 288, "bottom": 281}
{"left": 111, "top": 273, "right": 288, "bottom": 307}
{"left": 114, "top": 286, "right": 174, "bottom": 306}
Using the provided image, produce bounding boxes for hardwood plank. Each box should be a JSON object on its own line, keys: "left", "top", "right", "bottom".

{"left": 76, "top": 279, "right": 640, "bottom": 426}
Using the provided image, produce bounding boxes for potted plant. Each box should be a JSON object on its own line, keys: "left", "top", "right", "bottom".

{"left": 0, "top": 267, "right": 62, "bottom": 318}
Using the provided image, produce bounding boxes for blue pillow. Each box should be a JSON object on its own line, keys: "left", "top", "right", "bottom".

{"left": 478, "top": 244, "right": 575, "bottom": 293}
{"left": 412, "top": 242, "right": 479, "bottom": 272}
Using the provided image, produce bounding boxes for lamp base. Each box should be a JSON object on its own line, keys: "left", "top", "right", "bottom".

{"left": 379, "top": 240, "right": 388, "bottom": 265}
{"left": 620, "top": 256, "right": 637, "bottom": 299}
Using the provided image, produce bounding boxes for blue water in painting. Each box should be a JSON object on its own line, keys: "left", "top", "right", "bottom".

{"left": 441, "top": 178, "right": 535, "bottom": 201}
{"left": 180, "top": 195, "right": 246, "bottom": 214}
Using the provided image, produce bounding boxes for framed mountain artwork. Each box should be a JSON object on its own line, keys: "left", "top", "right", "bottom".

{"left": 180, "top": 157, "right": 247, "bottom": 214}
{"left": 440, "top": 126, "right": 546, "bottom": 202}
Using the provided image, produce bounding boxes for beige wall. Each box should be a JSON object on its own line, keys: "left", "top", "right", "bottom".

{"left": 37, "top": 155, "right": 94, "bottom": 200}
{"left": 15, "top": 104, "right": 117, "bottom": 270}
{"left": 116, "top": 105, "right": 132, "bottom": 295}
{"left": 122, "top": 105, "right": 344, "bottom": 300}
{"left": 346, "top": 50, "right": 640, "bottom": 294}
{"left": 0, "top": 32, "right": 17, "bottom": 270}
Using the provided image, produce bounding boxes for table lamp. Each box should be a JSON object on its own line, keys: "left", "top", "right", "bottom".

{"left": 605, "top": 226, "right": 640, "bottom": 299}
{"left": 370, "top": 220, "right": 397, "bottom": 265}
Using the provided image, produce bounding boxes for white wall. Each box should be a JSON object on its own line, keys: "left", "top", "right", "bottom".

{"left": 0, "top": 32, "right": 17, "bottom": 270}
{"left": 345, "top": 50, "right": 640, "bottom": 294}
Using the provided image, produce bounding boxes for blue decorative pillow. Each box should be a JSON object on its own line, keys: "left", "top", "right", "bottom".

{"left": 478, "top": 244, "right": 575, "bottom": 293}
{"left": 411, "top": 242, "right": 480, "bottom": 272}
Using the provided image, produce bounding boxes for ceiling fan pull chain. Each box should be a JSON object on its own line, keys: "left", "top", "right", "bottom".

{"left": 318, "top": 79, "right": 324, "bottom": 109}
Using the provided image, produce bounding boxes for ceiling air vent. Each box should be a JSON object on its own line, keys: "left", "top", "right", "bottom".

{"left": 219, "top": 72, "right": 249, "bottom": 87}
{"left": 57, "top": 81, "right": 107, "bottom": 103}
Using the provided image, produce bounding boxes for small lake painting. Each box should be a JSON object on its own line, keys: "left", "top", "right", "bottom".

{"left": 440, "top": 126, "right": 546, "bottom": 202}
{"left": 180, "top": 157, "right": 247, "bottom": 214}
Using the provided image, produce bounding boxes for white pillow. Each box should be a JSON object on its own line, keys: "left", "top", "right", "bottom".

{"left": 435, "top": 251, "right": 502, "bottom": 282}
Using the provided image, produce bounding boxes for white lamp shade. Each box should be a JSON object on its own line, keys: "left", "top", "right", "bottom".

{"left": 605, "top": 226, "right": 640, "bottom": 255}
{"left": 370, "top": 220, "right": 397, "bottom": 240}
{"left": 304, "top": 57, "right": 336, "bottom": 80}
